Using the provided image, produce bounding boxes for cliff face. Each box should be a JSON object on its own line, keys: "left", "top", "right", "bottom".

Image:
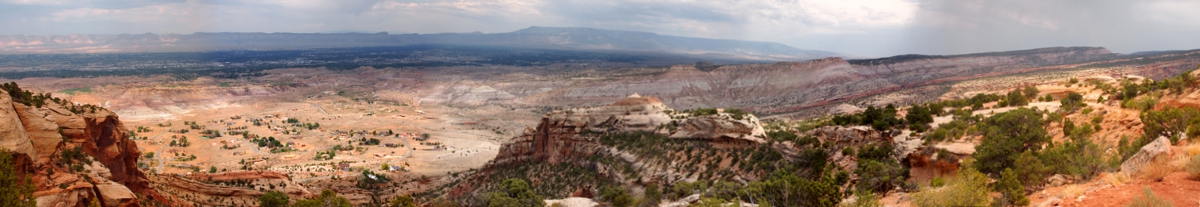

{"left": 0, "top": 90, "right": 153, "bottom": 207}
{"left": 489, "top": 95, "right": 766, "bottom": 165}
{"left": 454, "top": 95, "right": 767, "bottom": 199}
{"left": 517, "top": 57, "right": 884, "bottom": 113}
{"left": 853, "top": 47, "right": 1114, "bottom": 87}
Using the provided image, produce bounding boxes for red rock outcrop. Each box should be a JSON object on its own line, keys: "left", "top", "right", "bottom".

{"left": 0, "top": 89, "right": 155, "bottom": 207}
{"left": 453, "top": 95, "right": 768, "bottom": 199}
{"left": 166, "top": 171, "right": 310, "bottom": 198}
{"left": 489, "top": 95, "right": 672, "bottom": 165}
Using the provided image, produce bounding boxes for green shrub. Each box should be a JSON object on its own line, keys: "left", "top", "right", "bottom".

{"left": 993, "top": 168, "right": 1029, "bottom": 207}
{"left": 667, "top": 181, "right": 705, "bottom": 200}
{"left": 258, "top": 191, "right": 290, "bottom": 207}
{"left": 841, "top": 191, "right": 882, "bottom": 207}
{"left": 743, "top": 170, "right": 841, "bottom": 207}
{"left": 912, "top": 159, "right": 990, "bottom": 207}
{"left": 973, "top": 108, "right": 1048, "bottom": 175}
{"left": 389, "top": 195, "right": 418, "bottom": 207}
{"left": 854, "top": 159, "right": 906, "bottom": 194}
{"left": 599, "top": 186, "right": 634, "bottom": 207}
{"left": 1061, "top": 92, "right": 1084, "bottom": 112}
{"left": 485, "top": 179, "right": 545, "bottom": 207}
{"left": 1125, "top": 188, "right": 1173, "bottom": 207}
{"left": 1141, "top": 106, "right": 1200, "bottom": 144}
{"left": 929, "top": 177, "right": 945, "bottom": 187}
{"left": 724, "top": 108, "right": 751, "bottom": 120}
{"left": 926, "top": 128, "right": 948, "bottom": 143}
{"left": 1013, "top": 150, "right": 1049, "bottom": 187}
{"left": 695, "top": 197, "right": 736, "bottom": 207}
{"left": 1040, "top": 131, "right": 1105, "bottom": 179}
{"left": 643, "top": 184, "right": 662, "bottom": 206}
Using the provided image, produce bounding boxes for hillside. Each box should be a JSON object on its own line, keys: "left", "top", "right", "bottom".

{"left": 442, "top": 64, "right": 1200, "bottom": 206}
{"left": 442, "top": 94, "right": 898, "bottom": 206}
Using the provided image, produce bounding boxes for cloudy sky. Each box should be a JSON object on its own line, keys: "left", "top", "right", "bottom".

{"left": 3, "top": 0, "right": 1200, "bottom": 57}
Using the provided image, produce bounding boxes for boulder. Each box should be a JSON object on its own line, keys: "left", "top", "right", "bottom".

{"left": 806, "top": 126, "right": 886, "bottom": 145}
{"left": 95, "top": 182, "right": 138, "bottom": 207}
{"left": 544, "top": 197, "right": 599, "bottom": 207}
{"left": 1120, "top": 136, "right": 1172, "bottom": 173}
{"left": 1047, "top": 174, "right": 1068, "bottom": 187}
{"left": 660, "top": 194, "right": 702, "bottom": 207}
{"left": 668, "top": 114, "right": 766, "bottom": 144}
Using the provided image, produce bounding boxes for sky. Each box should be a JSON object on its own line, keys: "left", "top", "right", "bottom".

{"left": 3, "top": 0, "right": 1200, "bottom": 57}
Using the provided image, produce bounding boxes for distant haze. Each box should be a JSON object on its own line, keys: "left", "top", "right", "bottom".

{"left": 3, "top": 0, "right": 1200, "bottom": 57}
{"left": 0, "top": 27, "right": 840, "bottom": 61}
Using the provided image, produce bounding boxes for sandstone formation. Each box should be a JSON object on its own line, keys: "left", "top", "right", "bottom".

{"left": 489, "top": 95, "right": 763, "bottom": 166}
{"left": 167, "top": 171, "right": 310, "bottom": 198}
{"left": 0, "top": 89, "right": 154, "bottom": 207}
{"left": 454, "top": 95, "right": 768, "bottom": 200}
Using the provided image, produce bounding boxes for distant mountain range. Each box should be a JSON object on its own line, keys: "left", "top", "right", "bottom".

{"left": 0, "top": 27, "right": 840, "bottom": 61}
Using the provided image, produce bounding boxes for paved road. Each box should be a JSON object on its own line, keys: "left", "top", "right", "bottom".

{"left": 147, "top": 131, "right": 170, "bottom": 173}
{"left": 307, "top": 102, "right": 331, "bottom": 117}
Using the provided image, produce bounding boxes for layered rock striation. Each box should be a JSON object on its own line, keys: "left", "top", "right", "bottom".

{"left": 453, "top": 95, "right": 767, "bottom": 199}
{"left": 489, "top": 95, "right": 765, "bottom": 166}
{"left": 427, "top": 47, "right": 1120, "bottom": 117}
{"left": 0, "top": 90, "right": 153, "bottom": 207}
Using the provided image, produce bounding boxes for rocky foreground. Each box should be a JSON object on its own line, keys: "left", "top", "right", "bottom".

{"left": 0, "top": 89, "right": 154, "bottom": 206}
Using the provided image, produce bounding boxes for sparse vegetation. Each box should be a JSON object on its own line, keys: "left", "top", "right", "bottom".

{"left": 294, "top": 189, "right": 352, "bottom": 207}
{"left": 598, "top": 186, "right": 634, "bottom": 207}
{"left": 485, "top": 179, "right": 545, "bottom": 207}
{"left": 854, "top": 143, "right": 907, "bottom": 195}
{"left": 911, "top": 159, "right": 990, "bottom": 207}
{"left": 258, "top": 191, "right": 290, "bottom": 207}
{"left": 1187, "top": 155, "right": 1200, "bottom": 180}
{"left": 973, "top": 108, "right": 1047, "bottom": 175}
{"left": 832, "top": 104, "right": 901, "bottom": 131}
{"left": 58, "top": 146, "right": 94, "bottom": 173}
{"left": 1125, "top": 188, "right": 1173, "bottom": 207}
{"left": 1141, "top": 106, "right": 1200, "bottom": 144}
{"left": 1138, "top": 157, "right": 1174, "bottom": 182}
{"left": 993, "top": 168, "right": 1029, "bottom": 207}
